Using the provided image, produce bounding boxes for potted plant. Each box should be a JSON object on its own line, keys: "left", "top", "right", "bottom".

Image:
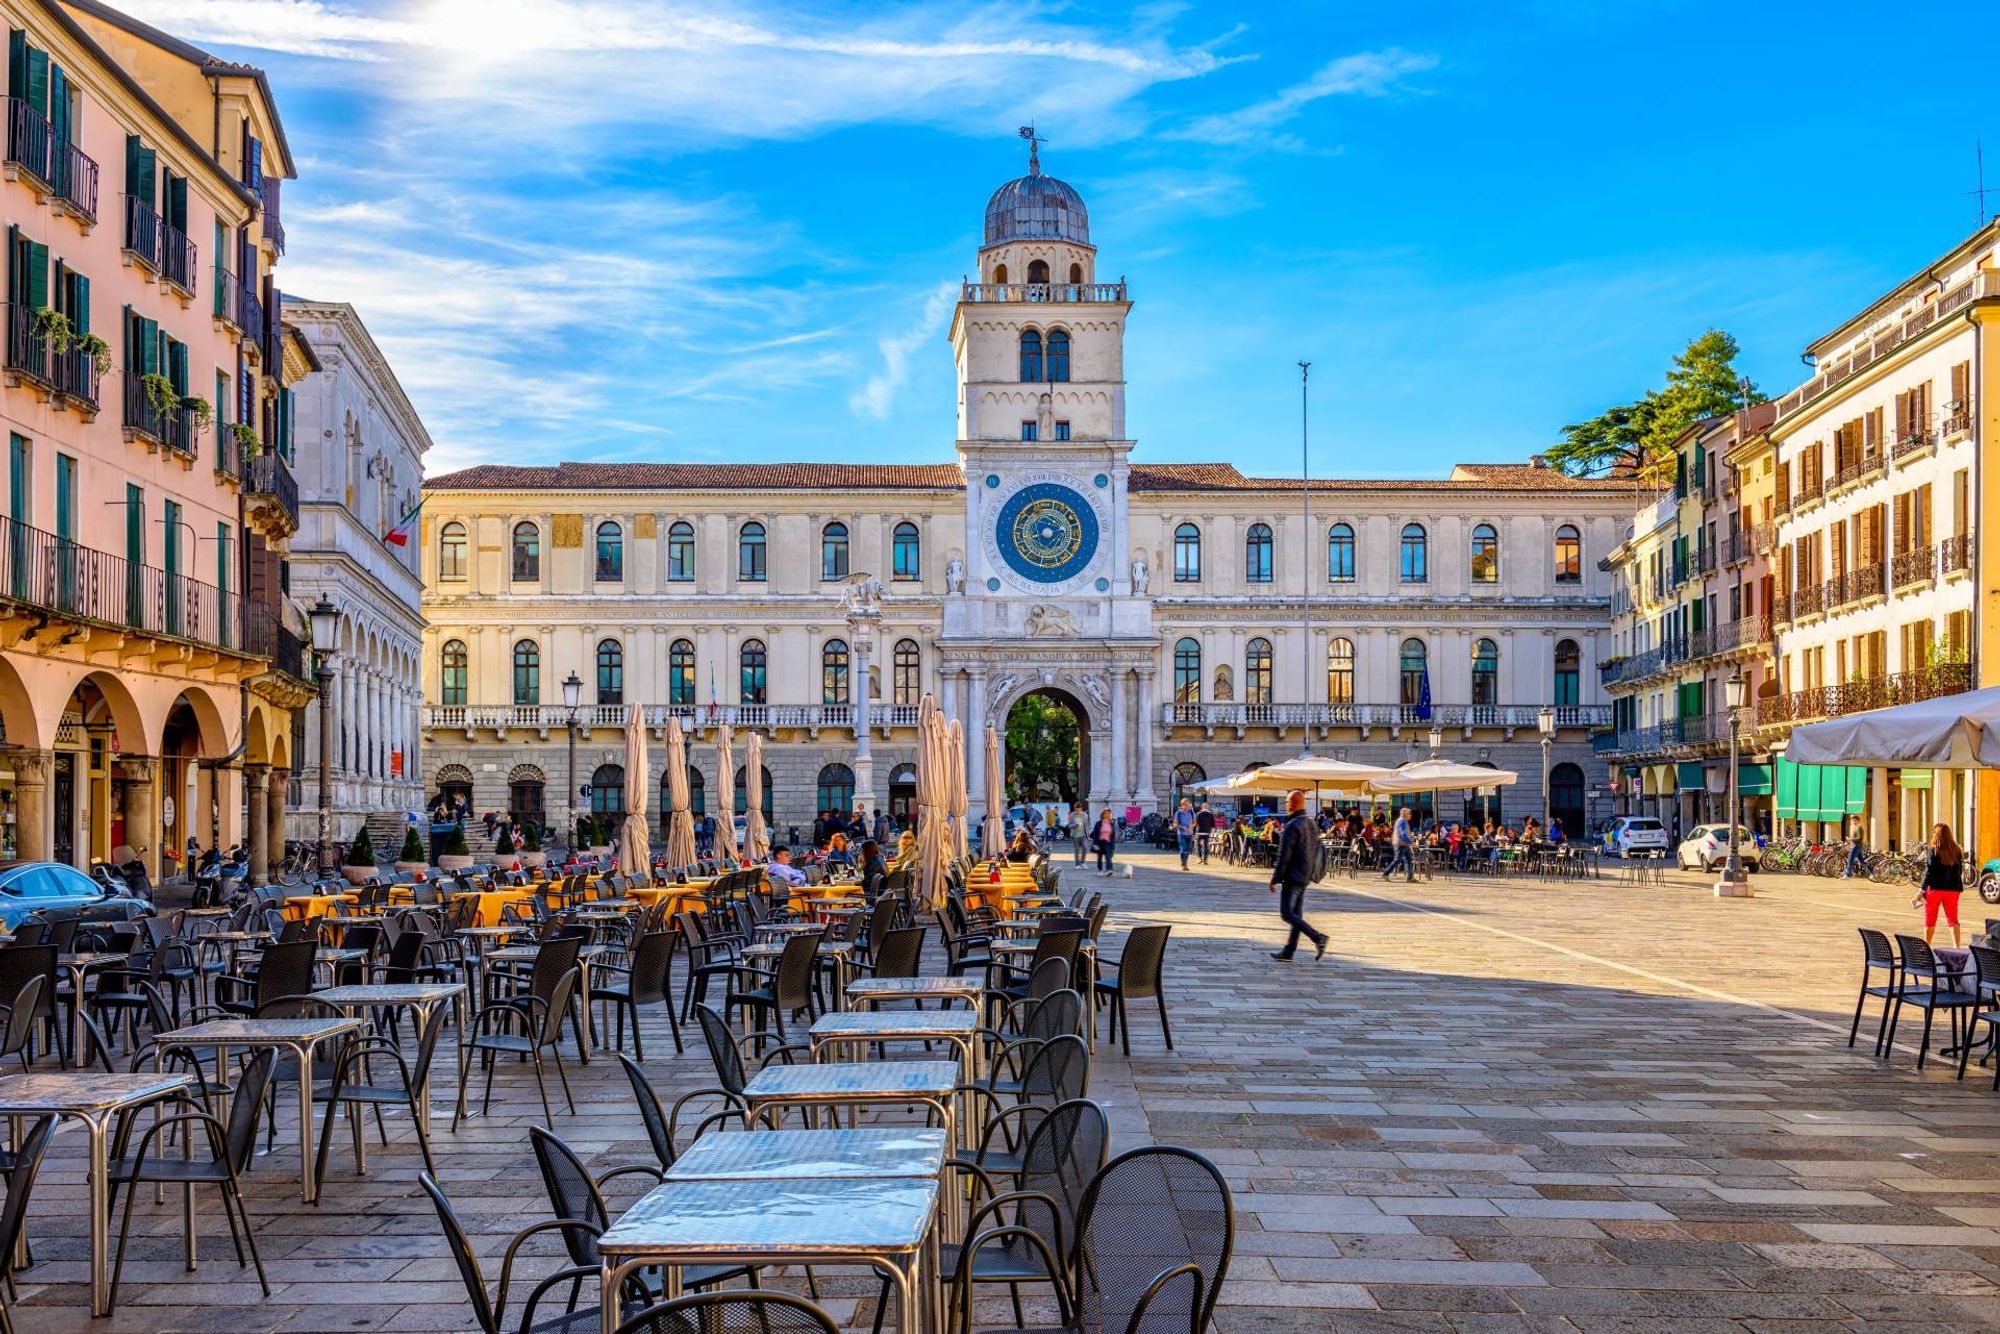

{"left": 492, "top": 824, "right": 520, "bottom": 872}
{"left": 141, "top": 371, "right": 178, "bottom": 420}
{"left": 74, "top": 332, "right": 110, "bottom": 376}
{"left": 519, "top": 821, "right": 547, "bottom": 868}
{"left": 183, "top": 394, "right": 214, "bottom": 431}
{"left": 437, "top": 825, "right": 474, "bottom": 872}
{"left": 229, "top": 421, "right": 261, "bottom": 459}
{"left": 575, "top": 816, "right": 596, "bottom": 856}
{"left": 394, "top": 825, "right": 428, "bottom": 875}
{"left": 341, "top": 823, "right": 379, "bottom": 884}
{"left": 589, "top": 816, "right": 613, "bottom": 856}
{"left": 29, "top": 306, "right": 70, "bottom": 349}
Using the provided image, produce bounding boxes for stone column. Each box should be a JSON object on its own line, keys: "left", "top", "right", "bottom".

{"left": 245, "top": 764, "right": 271, "bottom": 884}
{"left": 1109, "top": 669, "right": 1130, "bottom": 803}
{"left": 122, "top": 756, "right": 160, "bottom": 885}
{"left": 11, "top": 747, "right": 52, "bottom": 863}
{"left": 966, "top": 668, "right": 987, "bottom": 828}
{"left": 849, "top": 618, "right": 875, "bottom": 817}
{"left": 1134, "top": 667, "right": 1158, "bottom": 804}
{"left": 268, "top": 769, "right": 289, "bottom": 867}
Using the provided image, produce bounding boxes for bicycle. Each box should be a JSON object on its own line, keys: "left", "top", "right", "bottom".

{"left": 276, "top": 841, "right": 322, "bottom": 885}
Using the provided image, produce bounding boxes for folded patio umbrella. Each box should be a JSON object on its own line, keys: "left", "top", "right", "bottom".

{"left": 982, "top": 722, "right": 1005, "bottom": 857}
{"left": 663, "top": 715, "right": 696, "bottom": 870}
{"left": 617, "top": 703, "right": 652, "bottom": 878}
{"left": 947, "top": 717, "right": 968, "bottom": 863}
{"left": 744, "top": 730, "right": 770, "bottom": 861}
{"left": 713, "top": 724, "right": 740, "bottom": 865}
{"left": 914, "top": 695, "right": 948, "bottom": 911}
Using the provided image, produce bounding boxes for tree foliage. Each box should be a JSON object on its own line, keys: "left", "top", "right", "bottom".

{"left": 1004, "top": 693, "right": 1080, "bottom": 804}
{"left": 1547, "top": 329, "right": 1766, "bottom": 477}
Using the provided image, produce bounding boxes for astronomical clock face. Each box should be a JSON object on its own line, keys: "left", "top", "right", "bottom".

{"left": 986, "top": 476, "right": 1106, "bottom": 595}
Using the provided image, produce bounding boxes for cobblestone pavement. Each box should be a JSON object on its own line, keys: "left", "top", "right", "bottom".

{"left": 13, "top": 851, "right": 2000, "bottom": 1331}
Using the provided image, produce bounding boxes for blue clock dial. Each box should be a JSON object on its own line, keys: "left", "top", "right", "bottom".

{"left": 995, "top": 483, "right": 1098, "bottom": 585}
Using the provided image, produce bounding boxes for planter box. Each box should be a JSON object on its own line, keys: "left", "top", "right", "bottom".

{"left": 520, "top": 851, "right": 547, "bottom": 868}
{"left": 393, "top": 860, "right": 428, "bottom": 876}
{"left": 492, "top": 854, "right": 521, "bottom": 873}
{"left": 341, "top": 865, "right": 376, "bottom": 885}
{"left": 438, "top": 854, "right": 474, "bottom": 871}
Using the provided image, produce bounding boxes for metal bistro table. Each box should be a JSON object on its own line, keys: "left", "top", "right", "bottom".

{"left": 666, "top": 1126, "right": 947, "bottom": 1182}
{"left": 741, "top": 1059, "right": 958, "bottom": 1151}
{"left": 0, "top": 1070, "right": 195, "bottom": 1316}
{"left": 310, "top": 982, "right": 470, "bottom": 1127}
{"left": 483, "top": 942, "right": 617, "bottom": 1057}
{"left": 56, "top": 952, "right": 128, "bottom": 1060}
{"left": 150, "top": 1016, "right": 367, "bottom": 1203}
{"left": 810, "top": 1010, "right": 984, "bottom": 1086}
{"left": 843, "top": 976, "right": 983, "bottom": 1011}
{"left": 741, "top": 938, "right": 856, "bottom": 1008}
{"left": 598, "top": 1175, "right": 941, "bottom": 1334}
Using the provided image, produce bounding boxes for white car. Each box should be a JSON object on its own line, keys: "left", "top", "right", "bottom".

{"left": 1602, "top": 816, "right": 1671, "bottom": 858}
{"left": 1676, "top": 824, "right": 1761, "bottom": 872}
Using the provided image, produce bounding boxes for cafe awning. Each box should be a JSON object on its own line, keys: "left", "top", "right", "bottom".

{"left": 1786, "top": 684, "right": 2000, "bottom": 769}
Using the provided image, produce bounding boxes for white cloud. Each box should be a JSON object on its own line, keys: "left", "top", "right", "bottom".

{"left": 849, "top": 281, "right": 955, "bottom": 421}
{"left": 1172, "top": 48, "right": 1436, "bottom": 147}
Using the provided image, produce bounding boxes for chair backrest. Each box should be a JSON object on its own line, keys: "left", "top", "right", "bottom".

{"left": 420, "top": 1173, "right": 501, "bottom": 1334}
{"left": 1972, "top": 944, "right": 2000, "bottom": 994}
{"left": 696, "top": 1003, "right": 747, "bottom": 1097}
{"left": 531, "top": 935, "right": 584, "bottom": 1007}
{"left": 0, "top": 1115, "right": 57, "bottom": 1281}
{"left": 7, "top": 919, "right": 46, "bottom": 948}
{"left": 774, "top": 932, "right": 822, "bottom": 1012}
{"left": 0, "top": 972, "right": 46, "bottom": 1060}
{"left": 46, "top": 916, "right": 79, "bottom": 952}
{"left": 1072, "top": 1145, "right": 1234, "bottom": 1334}
{"left": 1017, "top": 1098, "right": 1110, "bottom": 1260}
{"left": 1117, "top": 925, "right": 1172, "bottom": 998}
{"left": 1019, "top": 1032, "right": 1089, "bottom": 1104}
{"left": 385, "top": 930, "right": 432, "bottom": 981}
{"left": 626, "top": 931, "right": 674, "bottom": 1005}
{"left": 1895, "top": 933, "right": 1940, "bottom": 976}
{"left": 1087, "top": 902, "right": 1110, "bottom": 939}
{"left": 256, "top": 939, "right": 320, "bottom": 1008}
{"left": 1022, "top": 988, "right": 1083, "bottom": 1044}
{"left": 1858, "top": 927, "right": 1896, "bottom": 967}
{"left": 1031, "top": 930, "right": 1084, "bottom": 983}
{"left": 224, "top": 1049, "right": 279, "bottom": 1173}
{"left": 1038, "top": 914, "right": 1089, "bottom": 938}
{"left": 0, "top": 944, "right": 54, "bottom": 1025}
{"left": 1026, "top": 954, "right": 1071, "bottom": 1001}
{"left": 529, "top": 1125, "right": 608, "bottom": 1266}
{"left": 617, "top": 1052, "right": 678, "bottom": 1170}
{"left": 871, "top": 927, "right": 926, "bottom": 980}
{"left": 613, "top": 1290, "right": 842, "bottom": 1334}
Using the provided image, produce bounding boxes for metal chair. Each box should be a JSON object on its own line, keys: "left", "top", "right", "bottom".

{"left": 459, "top": 952, "right": 583, "bottom": 1124}
{"left": 1095, "top": 924, "right": 1173, "bottom": 1055}
{"left": 854, "top": 926, "right": 926, "bottom": 983}
{"left": 0, "top": 946, "right": 60, "bottom": 1066}
{"left": 1060, "top": 1145, "right": 1234, "bottom": 1334}
{"left": 216, "top": 938, "right": 317, "bottom": 1017}
{"left": 1957, "top": 944, "right": 2000, "bottom": 1087}
{"left": 1850, "top": 928, "right": 1900, "bottom": 1054}
{"left": 616, "top": 1291, "right": 839, "bottom": 1334}
{"left": 315, "top": 1002, "right": 449, "bottom": 1179}
{"left": 594, "top": 930, "right": 681, "bottom": 1059}
{"left": 1886, "top": 934, "right": 1979, "bottom": 1068}
{"left": 0, "top": 975, "right": 47, "bottom": 1073}
{"left": 420, "top": 1170, "right": 608, "bottom": 1333}
{"left": 725, "top": 931, "right": 821, "bottom": 1043}
{"left": 0, "top": 1116, "right": 57, "bottom": 1334}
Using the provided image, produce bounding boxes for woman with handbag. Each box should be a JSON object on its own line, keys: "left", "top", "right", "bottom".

{"left": 1918, "top": 822, "right": 1967, "bottom": 948}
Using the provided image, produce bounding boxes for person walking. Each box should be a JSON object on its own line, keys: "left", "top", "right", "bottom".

{"left": 1382, "top": 806, "right": 1416, "bottom": 882}
{"left": 1174, "top": 798, "right": 1196, "bottom": 870}
{"left": 1843, "top": 817, "right": 1869, "bottom": 878}
{"left": 1195, "top": 804, "right": 1216, "bottom": 864}
{"left": 1919, "top": 822, "right": 1967, "bottom": 947}
{"left": 1071, "top": 804, "right": 1088, "bottom": 866}
{"left": 1269, "top": 789, "right": 1328, "bottom": 962}
{"left": 1092, "top": 808, "right": 1117, "bottom": 876}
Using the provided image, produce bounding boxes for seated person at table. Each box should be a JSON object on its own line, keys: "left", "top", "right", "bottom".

{"left": 858, "top": 839, "right": 889, "bottom": 894}
{"left": 1006, "top": 828, "right": 1036, "bottom": 863}
{"left": 890, "top": 830, "right": 919, "bottom": 870}
{"left": 765, "top": 846, "right": 809, "bottom": 888}
{"left": 823, "top": 831, "right": 854, "bottom": 867}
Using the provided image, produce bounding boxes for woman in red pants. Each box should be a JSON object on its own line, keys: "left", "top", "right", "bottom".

{"left": 1920, "top": 822, "right": 1967, "bottom": 948}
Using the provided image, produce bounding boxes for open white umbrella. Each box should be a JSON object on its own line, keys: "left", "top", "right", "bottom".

{"left": 982, "top": 723, "right": 1005, "bottom": 857}
{"left": 947, "top": 718, "right": 968, "bottom": 863}
{"left": 713, "top": 725, "right": 741, "bottom": 864}
{"left": 744, "top": 731, "right": 770, "bottom": 861}
{"left": 617, "top": 704, "right": 653, "bottom": 877}
{"left": 1192, "top": 756, "right": 1393, "bottom": 797}
{"left": 914, "top": 695, "right": 948, "bottom": 911}
{"left": 663, "top": 715, "right": 696, "bottom": 870}
{"left": 1365, "top": 757, "right": 1519, "bottom": 796}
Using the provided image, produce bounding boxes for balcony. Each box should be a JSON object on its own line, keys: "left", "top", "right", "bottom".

{"left": 1708, "top": 614, "right": 1772, "bottom": 655}
{"left": 1755, "top": 661, "right": 1975, "bottom": 728}
{"left": 1791, "top": 582, "right": 1824, "bottom": 621}
{"left": 960, "top": 281, "right": 1127, "bottom": 304}
{"left": 1893, "top": 419, "right": 1935, "bottom": 463}
{"left": 1792, "top": 473, "right": 1823, "bottom": 510}
{"left": 1831, "top": 452, "right": 1886, "bottom": 491}
{"left": 213, "top": 264, "right": 239, "bottom": 330}
{"left": 1607, "top": 719, "right": 1684, "bottom": 756}
{"left": 1775, "top": 271, "right": 2000, "bottom": 424}
{"left": 1829, "top": 562, "right": 1885, "bottom": 610}
{"left": 1692, "top": 544, "right": 1717, "bottom": 576}
{"left": 1159, "top": 701, "right": 1610, "bottom": 732}
{"left": 122, "top": 371, "right": 195, "bottom": 454}
{"left": 212, "top": 425, "right": 243, "bottom": 485}
{"left": 5, "top": 98, "right": 97, "bottom": 224}
{"left": 122, "top": 196, "right": 196, "bottom": 297}
{"left": 1943, "top": 407, "right": 1972, "bottom": 438}
{"left": 0, "top": 511, "right": 273, "bottom": 659}
{"left": 259, "top": 176, "right": 284, "bottom": 255}
{"left": 245, "top": 452, "right": 298, "bottom": 529}
{"left": 1943, "top": 533, "right": 1972, "bottom": 577}
{"left": 1600, "top": 638, "right": 1689, "bottom": 688}
{"left": 3, "top": 303, "right": 101, "bottom": 411}
{"left": 1893, "top": 543, "right": 1937, "bottom": 591}
{"left": 237, "top": 280, "right": 264, "bottom": 350}
{"left": 423, "top": 701, "right": 932, "bottom": 737}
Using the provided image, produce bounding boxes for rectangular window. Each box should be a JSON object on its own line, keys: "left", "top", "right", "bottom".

{"left": 1053, "top": 420, "right": 1070, "bottom": 441}
{"left": 1020, "top": 421, "right": 1037, "bottom": 441}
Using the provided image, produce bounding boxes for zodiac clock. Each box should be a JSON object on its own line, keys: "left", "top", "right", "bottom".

{"left": 985, "top": 475, "right": 1105, "bottom": 595}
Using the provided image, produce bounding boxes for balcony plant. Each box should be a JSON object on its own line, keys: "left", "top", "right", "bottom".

{"left": 493, "top": 823, "right": 520, "bottom": 872}
{"left": 341, "top": 822, "right": 378, "bottom": 885}
{"left": 74, "top": 333, "right": 110, "bottom": 377}
{"left": 519, "top": 820, "right": 547, "bottom": 868}
{"left": 395, "top": 825, "right": 428, "bottom": 874}
{"left": 228, "top": 422, "right": 261, "bottom": 459}
{"left": 29, "top": 307, "right": 70, "bottom": 349}
{"left": 140, "top": 371, "right": 178, "bottom": 419}
{"left": 183, "top": 394, "right": 214, "bottom": 431}
{"left": 437, "top": 824, "right": 473, "bottom": 872}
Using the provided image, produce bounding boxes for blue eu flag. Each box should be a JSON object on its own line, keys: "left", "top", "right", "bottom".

{"left": 1416, "top": 666, "right": 1433, "bottom": 722}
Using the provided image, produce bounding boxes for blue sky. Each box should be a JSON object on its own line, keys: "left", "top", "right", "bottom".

{"left": 129, "top": 1, "right": 1992, "bottom": 477}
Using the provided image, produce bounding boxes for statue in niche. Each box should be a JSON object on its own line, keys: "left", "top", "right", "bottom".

{"left": 945, "top": 556, "right": 966, "bottom": 594}
{"left": 1130, "top": 555, "right": 1149, "bottom": 594}
{"left": 1213, "top": 665, "right": 1233, "bottom": 701}
{"left": 1036, "top": 392, "right": 1054, "bottom": 441}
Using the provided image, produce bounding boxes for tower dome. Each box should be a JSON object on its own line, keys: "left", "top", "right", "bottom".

{"left": 983, "top": 143, "right": 1090, "bottom": 247}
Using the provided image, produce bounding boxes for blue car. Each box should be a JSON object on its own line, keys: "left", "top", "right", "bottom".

{"left": 0, "top": 861, "right": 147, "bottom": 930}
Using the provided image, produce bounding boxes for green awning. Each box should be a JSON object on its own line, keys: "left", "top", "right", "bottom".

{"left": 1775, "top": 758, "right": 1868, "bottom": 821}
{"left": 1676, "top": 762, "right": 1705, "bottom": 791}
{"left": 1900, "top": 768, "right": 1933, "bottom": 791}
{"left": 1737, "top": 763, "right": 1773, "bottom": 796}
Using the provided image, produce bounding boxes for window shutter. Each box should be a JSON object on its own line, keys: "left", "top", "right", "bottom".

{"left": 246, "top": 532, "right": 271, "bottom": 603}
{"left": 140, "top": 317, "right": 159, "bottom": 375}
{"left": 167, "top": 337, "right": 187, "bottom": 394}
{"left": 48, "top": 64, "right": 65, "bottom": 145}
{"left": 6, "top": 30, "right": 23, "bottom": 102}
{"left": 26, "top": 240, "right": 45, "bottom": 310}
{"left": 166, "top": 173, "right": 187, "bottom": 233}
{"left": 71, "top": 271, "right": 86, "bottom": 334}
{"left": 22, "top": 43, "right": 44, "bottom": 115}
{"left": 5, "top": 224, "right": 18, "bottom": 305}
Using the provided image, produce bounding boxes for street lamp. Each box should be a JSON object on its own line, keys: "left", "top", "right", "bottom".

{"left": 1715, "top": 668, "right": 1752, "bottom": 898}
{"left": 307, "top": 596, "right": 342, "bottom": 872}
{"left": 1537, "top": 705, "right": 1556, "bottom": 835}
{"left": 562, "top": 670, "right": 583, "bottom": 854}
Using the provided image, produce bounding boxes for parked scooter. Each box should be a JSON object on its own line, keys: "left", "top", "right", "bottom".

{"left": 192, "top": 843, "right": 247, "bottom": 908}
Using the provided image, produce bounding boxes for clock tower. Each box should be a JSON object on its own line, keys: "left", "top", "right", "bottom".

{"left": 940, "top": 137, "right": 1158, "bottom": 816}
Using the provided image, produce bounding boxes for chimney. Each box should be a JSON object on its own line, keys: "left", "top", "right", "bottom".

{"left": 1529, "top": 453, "right": 1550, "bottom": 469}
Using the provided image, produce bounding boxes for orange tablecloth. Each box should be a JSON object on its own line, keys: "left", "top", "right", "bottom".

{"left": 457, "top": 888, "right": 535, "bottom": 927}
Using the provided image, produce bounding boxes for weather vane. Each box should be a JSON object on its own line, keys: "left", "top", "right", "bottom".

{"left": 1018, "top": 124, "right": 1045, "bottom": 175}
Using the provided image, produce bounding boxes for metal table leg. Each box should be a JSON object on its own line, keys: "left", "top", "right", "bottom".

{"left": 86, "top": 1112, "right": 110, "bottom": 1315}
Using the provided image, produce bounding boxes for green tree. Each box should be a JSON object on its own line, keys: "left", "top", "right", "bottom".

{"left": 1004, "top": 694, "right": 1080, "bottom": 804}
{"left": 1547, "top": 329, "right": 1765, "bottom": 477}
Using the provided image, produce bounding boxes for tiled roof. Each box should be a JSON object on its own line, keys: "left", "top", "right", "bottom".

{"left": 427, "top": 462, "right": 968, "bottom": 492}
{"left": 1128, "top": 462, "right": 1631, "bottom": 493}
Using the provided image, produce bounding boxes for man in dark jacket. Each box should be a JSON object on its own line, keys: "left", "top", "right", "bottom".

{"left": 1268, "top": 789, "right": 1328, "bottom": 962}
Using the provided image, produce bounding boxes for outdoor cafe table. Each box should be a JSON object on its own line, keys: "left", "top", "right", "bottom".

{"left": 665, "top": 1126, "right": 948, "bottom": 1183}
{"left": 810, "top": 1010, "right": 984, "bottom": 1085}
{"left": 844, "top": 976, "right": 983, "bottom": 1011}
{"left": 310, "top": 982, "right": 468, "bottom": 1126}
{"left": 0, "top": 1069, "right": 196, "bottom": 1315}
{"left": 56, "top": 952, "right": 127, "bottom": 1060}
{"left": 150, "top": 1015, "right": 368, "bottom": 1204}
{"left": 740, "top": 1059, "right": 959, "bottom": 1151}
{"left": 483, "top": 942, "right": 618, "bottom": 1056}
{"left": 598, "top": 1175, "right": 941, "bottom": 1334}
{"left": 741, "top": 938, "right": 856, "bottom": 1008}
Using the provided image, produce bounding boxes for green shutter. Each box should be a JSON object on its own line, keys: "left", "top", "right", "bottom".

{"left": 125, "top": 136, "right": 155, "bottom": 208}
{"left": 1845, "top": 765, "right": 1868, "bottom": 815}
{"left": 9, "top": 434, "right": 26, "bottom": 522}
{"left": 166, "top": 173, "right": 186, "bottom": 233}
{"left": 7, "top": 31, "right": 23, "bottom": 102}
{"left": 1775, "top": 758, "right": 1799, "bottom": 819}
{"left": 212, "top": 220, "right": 225, "bottom": 315}
{"left": 70, "top": 271, "right": 86, "bottom": 334}
{"left": 124, "top": 483, "right": 141, "bottom": 561}
{"left": 54, "top": 454, "right": 72, "bottom": 542}
{"left": 26, "top": 240, "right": 45, "bottom": 310}
{"left": 22, "top": 44, "right": 45, "bottom": 116}
{"left": 167, "top": 338, "right": 187, "bottom": 395}
{"left": 162, "top": 499, "right": 179, "bottom": 574}
{"left": 140, "top": 316, "right": 158, "bottom": 375}
{"left": 48, "top": 63, "right": 66, "bottom": 145}
{"left": 5, "top": 224, "right": 18, "bottom": 304}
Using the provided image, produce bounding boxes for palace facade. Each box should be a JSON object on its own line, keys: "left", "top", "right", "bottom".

{"left": 419, "top": 152, "right": 1632, "bottom": 841}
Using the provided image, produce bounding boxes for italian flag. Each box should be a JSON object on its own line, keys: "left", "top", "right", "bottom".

{"left": 384, "top": 496, "right": 424, "bottom": 547}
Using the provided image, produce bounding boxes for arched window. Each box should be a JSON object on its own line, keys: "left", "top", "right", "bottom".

{"left": 739, "top": 639, "right": 767, "bottom": 704}
{"left": 438, "top": 522, "right": 467, "bottom": 581}
{"left": 1470, "top": 523, "right": 1499, "bottom": 584}
{"left": 1549, "top": 761, "right": 1586, "bottom": 840}
{"left": 1169, "top": 761, "right": 1206, "bottom": 799}
{"left": 821, "top": 638, "right": 850, "bottom": 705}
{"left": 821, "top": 521, "right": 849, "bottom": 581}
{"left": 1553, "top": 638, "right": 1580, "bottom": 706}
{"left": 738, "top": 522, "right": 766, "bottom": 582}
{"left": 510, "top": 521, "right": 540, "bottom": 581}
{"left": 1045, "top": 328, "right": 1070, "bottom": 382}
{"left": 1471, "top": 638, "right": 1499, "bottom": 706}
{"left": 440, "top": 639, "right": 468, "bottom": 706}
{"left": 686, "top": 766, "right": 706, "bottom": 816}
{"left": 817, "top": 763, "right": 855, "bottom": 815}
{"left": 1018, "top": 329, "right": 1043, "bottom": 382}
{"left": 512, "top": 639, "right": 540, "bottom": 706}
{"left": 733, "top": 765, "right": 774, "bottom": 821}
{"left": 891, "top": 522, "right": 920, "bottom": 580}
{"left": 669, "top": 638, "right": 696, "bottom": 706}
{"left": 1026, "top": 258, "right": 1049, "bottom": 285}
{"left": 1327, "top": 638, "right": 1355, "bottom": 704}
{"left": 991, "top": 262, "right": 1008, "bottom": 285}
{"left": 1067, "top": 262, "right": 1082, "bottom": 284}
{"left": 893, "top": 639, "right": 921, "bottom": 705}
{"left": 667, "top": 520, "right": 695, "bottom": 582}
{"left": 589, "top": 764, "right": 625, "bottom": 818}
{"left": 595, "top": 521, "right": 623, "bottom": 582}
{"left": 1554, "top": 524, "right": 1582, "bottom": 584}
{"left": 1399, "top": 638, "right": 1428, "bottom": 707}
{"left": 1244, "top": 637, "right": 1274, "bottom": 705}
{"left": 1173, "top": 524, "right": 1201, "bottom": 582}
{"left": 1173, "top": 637, "right": 1202, "bottom": 704}
{"left": 1244, "top": 523, "right": 1274, "bottom": 584}
{"left": 1328, "top": 523, "right": 1354, "bottom": 582}
{"left": 596, "top": 638, "right": 624, "bottom": 706}
{"left": 1399, "top": 523, "right": 1427, "bottom": 583}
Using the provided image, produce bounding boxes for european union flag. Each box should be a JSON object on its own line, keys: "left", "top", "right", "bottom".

{"left": 1416, "top": 665, "right": 1433, "bottom": 722}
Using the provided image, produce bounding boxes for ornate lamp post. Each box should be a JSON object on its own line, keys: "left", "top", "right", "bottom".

{"left": 562, "top": 671, "right": 583, "bottom": 852}
{"left": 1537, "top": 705, "right": 1556, "bottom": 833}
{"left": 307, "top": 596, "right": 343, "bottom": 873}
{"left": 1428, "top": 725, "right": 1442, "bottom": 828}
{"left": 1715, "top": 667, "right": 1753, "bottom": 898}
